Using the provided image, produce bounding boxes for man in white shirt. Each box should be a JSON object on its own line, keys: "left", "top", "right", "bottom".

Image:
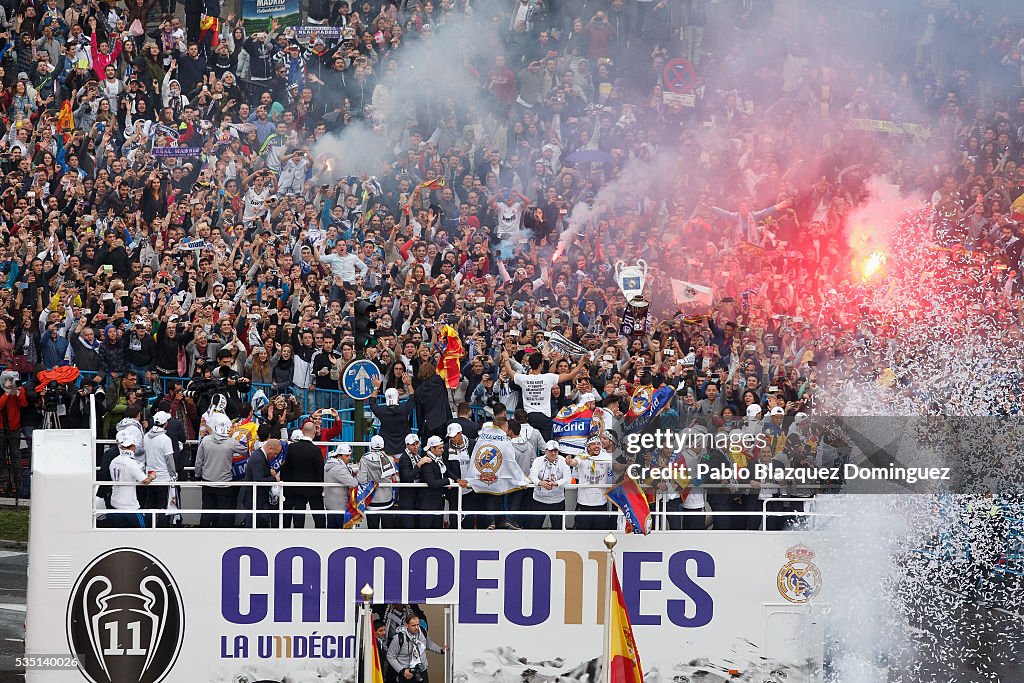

{"left": 142, "top": 411, "right": 178, "bottom": 527}
{"left": 314, "top": 239, "right": 368, "bottom": 294}
{"left": 572, "top": 436, "right": 613, "bottom": 530}
{"left": 107, "top": 430, "right": 156, "bottom": 528}
{"left": 528, "top": 441, "right": 572, "bottom": 530}
{"left": 502, "top": 348, "right": 587, "bottom": 441}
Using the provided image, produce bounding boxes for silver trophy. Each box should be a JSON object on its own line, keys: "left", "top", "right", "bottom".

{"left": 614, "top": 259, "right": 648, "bottom": 301}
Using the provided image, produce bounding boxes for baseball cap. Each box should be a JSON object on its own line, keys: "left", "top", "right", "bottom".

{"left": 545, "top": 440, "right": 559, "bottom": 451}
{"left": 152, "top": 411, "right": 171, "bottom": 425}
{"left": 446, "top": 423, "right": 463, "bottom": 438}
{"left": 116, "top": 430, "right": 135, "bottom": 448}
{"left": 426, "top": 435, "right": 444, "bottom": 449}
{"left": 579, "top": 392, "right": 597, "bottom": 404}
{"left": 746, "top": 404, "right": 763, "bottom": 417}
{"left": 290, "top": 429, "right": 305, "bottom": 441}
{"left": 794, "top": 412, "right": 809, "bottom": 423}
{"left": 769, "top": 406, "right": 785, "bottom": 416}
{"left": 405, "top": 433, "right": 420, "bottom": 445}
{"left": 384, "top": 388, "right": 400, "bottom": 406}
{"left": 370, "top": 435, "right": 385, "bottom": 450}
{"left": 333, "top": 443, "right": 353, "bottom": 457}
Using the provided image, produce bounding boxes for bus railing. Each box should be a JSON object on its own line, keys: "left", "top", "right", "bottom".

{"left": 92, "top": 479, "right": 823, "bottom": 531}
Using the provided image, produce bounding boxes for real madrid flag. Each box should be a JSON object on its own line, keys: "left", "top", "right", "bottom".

{"left": 467, "top": 425, "right": 530, "bottom": 495}
{"left": 671, "top": 279, "right": 714, "bottom": 307}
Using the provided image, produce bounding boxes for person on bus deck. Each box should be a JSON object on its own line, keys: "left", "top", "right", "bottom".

{"left": 397, "top": 432, "right": 424, "bottom": 529}
{"left": 107, "top": 430, "right": 156, "bottom": 528}
{"left": 142, "top": 411, "right": 178, "bottom": 528}
{"left": 194, "top": 416, "right": 248, "bottom": 528}
{"left": 280, "top": 423, "right": 326, "bottom": 528}
{"left": 444, "top": 422, "right": 477, "bottom": 528}
{"left": 572, "top": 435, "right": 614, "bottom": 531}
{"left": 369, "top": 376, "right": 416, "bottom": 457}
{"left": 386, "top": 613, "right": 448, "bottom": 683}
{"left": 240, "top": 438, "right": 283, "bottom": 529}
{"left": 324, "top": 443, "right": 358, "bottom": 529}
{"left": 528, "top": 441, "right": 573, "bottom": 530}
{"left": 418, "top": 435, "right": 469, "bottom": 529}
{"left": 358, "top": 435, "right": 398, "bottom": 529}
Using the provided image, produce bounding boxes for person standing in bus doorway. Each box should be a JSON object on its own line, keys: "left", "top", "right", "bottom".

{"left": 324, "top": 443, "right": 357, "bottom": 529}
{"left": 194, "top": 416, "right": 248, "bottom": 527}
{"left": 280, "top": 423, "right": 326, "bottom": 528}
{"left": 142, "top": 411, "right": 178, "bottom": 527}
{"left": 107, "top": 430, "right": 156, "bottom": 528}
{"left": 397, "top": 433, "right": 424, "bottom": 529}
{"left": 358, "top": 435, "right": 398, "bottom": 529}
{"left": 418, "top": 436, "right": 469, "bottom": 529}
{"left": 528, "top": 441, "right": 573, "bottom": 530}
{"left": 386, "top": 613, "right": 448, "bottom": 683}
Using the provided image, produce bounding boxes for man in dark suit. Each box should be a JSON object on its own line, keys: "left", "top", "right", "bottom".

{"left": 241, "top": 439, "right": 282, "bottom": 528}
{"left": 419, "top": 436, "right": 468, "bottom": 529}
{"left": 397, "top": 433, "right": 424, "bottom": 529}
{"left": 453, "top": 402, "right": 481, "bottom": 439}
{"left": 280, "top": 424, "right": 325, "bottom": 528}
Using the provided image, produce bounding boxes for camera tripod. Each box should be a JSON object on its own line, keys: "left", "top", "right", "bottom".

{"left": 42, "top": 409, "right": 61, "bottom": 430}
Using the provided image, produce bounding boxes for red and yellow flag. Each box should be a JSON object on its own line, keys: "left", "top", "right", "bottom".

{"left": 199, "top": 15, "right": 220, "bottom": 47}
{"left": 56, "top": 100, "right": 75, "bottom": 136}
{"left": 609, "top": 563, "right": 643, "bottom": 682}
{"left": 1010, "top": 192, "right": 1024, "bottom": 223}
{"left": 418, "top": 177, "right": 446, "bottom": 192}
{"left": 436, "top": 324, "right": 463, "bottom": 389}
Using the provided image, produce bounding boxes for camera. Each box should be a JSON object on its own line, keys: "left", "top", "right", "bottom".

{"left": 135, "top": 384, "right": 157, "bottom": 399}
{"left": 410, "top": 665, "right": 426, "bottom": 682}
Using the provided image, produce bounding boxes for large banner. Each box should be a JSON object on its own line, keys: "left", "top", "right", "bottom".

{"left": 241, "top": 0, "right": 300, "bottom": 31}
{"left": 26, "top": 432, "right": 825, "bottom": 683}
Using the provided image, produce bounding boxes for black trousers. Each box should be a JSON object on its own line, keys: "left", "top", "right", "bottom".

{"left": 105, "top": 510, "right": 148, "bottom": 528}
{"left": 479, "top": 493, "right": 507, "bottom": 528}
{"left": 707, "top": 493, "right": 737, "bottom": 531}
{"left": 574, "top": 502, "right": 612, "bottom": 530}
{"left": 143, "top": 483, "right": 173, "bottom": 528}
{"left": 0, "top": 432, "right": 21, "bottom": 495}
{"left": 201, "top": 486, "right": 237, "bottom": 527}
{"left": 666, "top": 498, "right": 706, "bottom": 530}
{"left": 526, "top": 412, "right": 553, "bottom": 441}
{"left": 531, "top": 499, "right": 564, "bottom": 530}
{"left": 284, "top": 492, "right": 326, "bottom": 528}
{"left": 366, "top": 506, "right": 397, "bottom": 529}
{"left": 507, "top": 489, "right": 530, "bottom": 528}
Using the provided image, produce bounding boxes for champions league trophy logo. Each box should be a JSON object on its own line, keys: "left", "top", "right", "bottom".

{"left": 68, "top": 548, "right": 184, "bottom": 683}
{"left": 615, "top": 260, "right": 650, "bottom": 337}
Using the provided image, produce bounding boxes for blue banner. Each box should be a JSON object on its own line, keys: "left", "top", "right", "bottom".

{"left": 295, "top": 25, "right": 342, "bottom": 38}
{"left": 242, "top": 0, "right": 300, "bottom": 24}
{"left": 623, "top": 385, "right": 675, "bottom": 435}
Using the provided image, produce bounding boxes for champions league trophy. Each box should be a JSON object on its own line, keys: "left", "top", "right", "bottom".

{"left": 615, "top": 260, "right": 650, "bottom": 337}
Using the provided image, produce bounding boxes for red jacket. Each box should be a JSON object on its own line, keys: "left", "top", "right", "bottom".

{"left": 0, "top": 387, "right": 28, "bottom": 432}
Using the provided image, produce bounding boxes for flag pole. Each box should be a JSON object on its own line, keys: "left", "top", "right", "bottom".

{"left": 360, "top": 584, "right": 374, "bottom": 683}
{"left": 603, "top": 533, "right": 617, "bottom": 683}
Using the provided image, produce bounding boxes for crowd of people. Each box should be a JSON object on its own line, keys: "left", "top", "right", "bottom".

{"left": 1, "top": 0, "right": 1023, "bottom": 528}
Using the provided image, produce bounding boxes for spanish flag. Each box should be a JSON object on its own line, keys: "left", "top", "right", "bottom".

{"left": 606, "top": 476, "right": 651, "bottom": 535}
{"left": 1010, "top": 192, "right": 1024, "bottom": 223}
{"left": 56, "top": 100, "right": 74, "bottom": 136}
{"left": 418, "top": 177, "right": 446, "bottom": 192}
{"left": 360, "top": 589, "right": 384, "bottom": 683}
{"left": 608, "top": 563, "right": 644, "bottom": 682}
{"left": 436, "top": 324, "right": 463, "bottom": 389}
{"left": 199, "top": 15, "right": 220, "bottom": 47}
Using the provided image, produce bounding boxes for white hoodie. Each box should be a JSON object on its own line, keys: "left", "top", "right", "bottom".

{"left": 143, "top": 425, "right": 176, "bottom": 482}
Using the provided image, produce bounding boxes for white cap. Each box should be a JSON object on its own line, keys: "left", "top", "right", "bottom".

{"left": 116, "top": 430, "right": 135, "bottom": 448}
{"left": 384, "top": 388, "right": 400, "bottom": 406}
{"left": 290, "top": 429, "right": 305, "bottom": 441}
{"left": 545, "top": 440, "right": 559, "bottom": 451}
{"left": 333, "top": 444, "right": 352, "bottom": 457}
{"left": 152, "top": 410, "right": 171, "bottom": 425}
{"left": 446, "top": 423, "right": 463, "bottom": 438}
{"left": 579, "top": 392, "right": 598, "bottom": 404}
{"left": 794, "top": 412, "right": 809, "bottom": 423}
{"left": 746, "top": 404, "right": 763, "bottom": 417}
{"left": 769, "top": 406, "right": 785, "bottom": 416}
{"left": 370, "top": 435, "right": 385, "bottom": 450}
{"left": 405, "top": 433, "right": 420, "bottom": 445}
{"left": 426, "top": 435, "right": 444, "bottom": 449}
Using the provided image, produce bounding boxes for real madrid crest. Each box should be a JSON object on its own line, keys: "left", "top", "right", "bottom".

{"left": 475, "top": 444, "right": 502, "bottom": 484}
{"left": 777, "top": 544, "right": 822, "bottom": 603}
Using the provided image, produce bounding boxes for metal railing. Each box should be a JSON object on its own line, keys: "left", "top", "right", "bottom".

{"left": 93, "top": 479, "right": 821, "bottom": 531}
